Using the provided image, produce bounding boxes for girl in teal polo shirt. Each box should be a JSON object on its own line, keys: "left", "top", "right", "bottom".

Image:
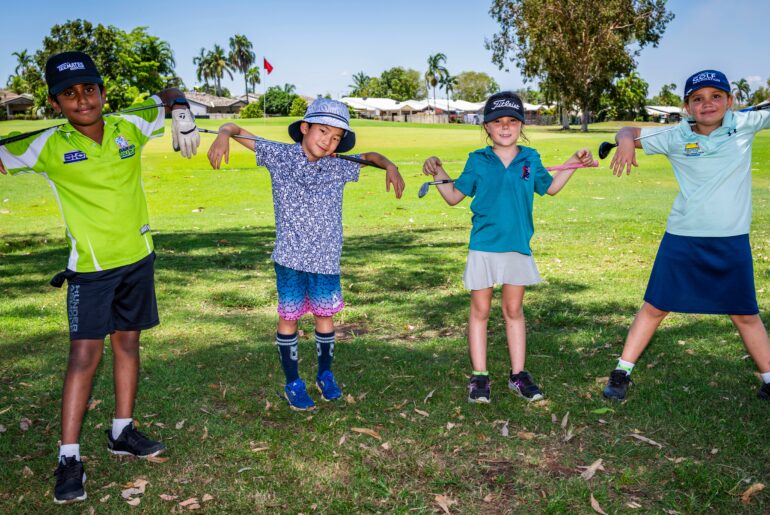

{"left": 602, "top": 69, "right": 770, "bottom": 403}
{"left": 423, "top": 91, "right": 594, "bottom": 403}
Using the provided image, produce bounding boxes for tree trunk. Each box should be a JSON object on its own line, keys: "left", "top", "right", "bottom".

{"left": 560, "top": 99, "right": 570, "bottom": 130}
{"left": 581, "top": 103, "right": 589, "bottom": 132}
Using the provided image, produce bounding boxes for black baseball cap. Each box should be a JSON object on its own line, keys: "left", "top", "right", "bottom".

{"left": 45, "top": 51, "right": 103, "bottom": 97}
{"left": 483, "top": 91, "right": 525, "bottom": 123}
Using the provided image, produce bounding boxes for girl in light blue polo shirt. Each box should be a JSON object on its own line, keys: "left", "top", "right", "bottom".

{"left": 422, "top": 91, "right": 594, "bottom": 404}
{"left": 602, "top": 70, "right": 770, "bottom": 403}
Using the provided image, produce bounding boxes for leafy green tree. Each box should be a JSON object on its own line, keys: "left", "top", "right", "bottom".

{"left": 229, "top": 34, "right": 255, "bottom": 96}
{"left": 440, "top": 74, "right": 458, "bottom": 102}
{"left": 289, "top": 96, "right": 308, "bottom": 117}
{"left": 194, "top": 47, "right": 212, "bottom": 88}
{"left": 605, "top": 71, "right": 649, "bottom": 120}
{"left": 348, "top": 71, "right": 370, "bottom": 96}
{"left": 239, "top": 101, "right": 264, "bottom": 118}
{"left": 454, "top": 71, "right": 499, "bottom": 102}
{"left": 12, "top": 50, "right": 34, "bottom": 75}
{"left": 487, "top": 0, "right": 673, "bottom": 131}
{"left": 208, "top": 44, "right": 234, "bottom": 96}
{"left": 425, "top": 53, "right": 448, "bottom": 109}
{"left": 262, "top": 85, "right": 298, "bottom": 115}
{"left": 731, "top": 78, "right": 750, "bottom": 105}
{"left": 748, "top": 86, "right": 770, "bottom": 107}
{"left": 649, "top": 83, "right": 681, "bottom": 106}
{"left": 378, "top": 67, "right": 422, "bottom": 101}
{"left": 282, "top": 83, "right": 297, "bottom": 94}
{"left": 6, "top": 74, "right": 28, "bottom": 94}
{"left": 245, "top": 66, "right": 261, "bottom": 94}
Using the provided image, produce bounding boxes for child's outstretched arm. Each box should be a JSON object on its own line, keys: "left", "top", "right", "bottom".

{"left": 358, "top": 152, "right": 405, "bottom": 199}
{"left": 207, "top": 123, "right": 258, "bottom": 169}
{"left": 0, "top": 158, "right": 6, "bottom": 175}
{"left": 611, "top": 126, "right": 643, "bottom": 177}
{"left": 547, "top": 149, "right": 594, "bottom": 195}
{"left": 423, "top": 156, "right": 466, "bottom": 205}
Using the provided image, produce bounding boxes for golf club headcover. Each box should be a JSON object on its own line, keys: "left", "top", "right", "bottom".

{"left": 171, "top": 107, "right": 200, "bottom": 158}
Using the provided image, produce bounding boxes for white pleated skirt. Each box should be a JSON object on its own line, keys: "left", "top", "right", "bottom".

{"left": 463, "top": 250, "right": 542, "bottom": 290}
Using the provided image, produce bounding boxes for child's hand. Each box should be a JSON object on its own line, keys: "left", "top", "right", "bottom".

{"left": 207, "top": 132, "right": 231, "bottom": 170}
{"left": 611, "top": 138, "right": 638, "bottom": 176}
{"left": 573, "top": 148, "right": 594, "bottom": 167}
{"left": 385, "top": 165, "right": 405, "bottom": 199}
{"left": 0, "top": 158, "right": 6, "bottom": 175}
{"left": 423, "top": 156, "right": 448, "bottom": 178}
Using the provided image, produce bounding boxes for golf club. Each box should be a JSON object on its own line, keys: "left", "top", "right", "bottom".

{"left": 0, "top": 103, "right": 166, "bottom": 147}
{"left": 598, "top": 102, "right": 770, "bottom": 160}
{"left": 417, "top": 160, "right": 600, "bottom": 198}
{"left": 197, "top": 127, "right": 385, "bottom": 169}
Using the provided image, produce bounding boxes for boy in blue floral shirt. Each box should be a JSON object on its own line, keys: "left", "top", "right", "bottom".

{"left": 208, "top": 99, "right": 404, "bottom": 409}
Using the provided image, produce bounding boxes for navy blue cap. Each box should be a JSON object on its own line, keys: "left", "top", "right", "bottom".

{"left": 45, "top": 51, "right": 103, "bottom": 97}
{"left": 684, "top": 70, "right": 730, "bottom": 98}
{"left": 483, "top": 91, "right": 525, "bottom": 124}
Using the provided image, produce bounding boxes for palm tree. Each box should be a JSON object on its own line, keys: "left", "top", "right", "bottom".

{"left": 245, "top": 66, "right": 261, "bottom": 95}
{"left": 208, "top": 44, "right": 234, "bottom": 96}
{"left": 229, "top": 34, "right": 255, "bottom": 96}
{"left": 424, "top": 53, "right": 448, "bottom": 112}
{"left": 348, "top": 71, "right": 370, "bottom": 96}
{"left": 731, "top": 78, "right": 750, "bottom": 106}
{"left": 282, "top": 83, "right": 296, "bottom": 94}
{"left": 193, "top": 48, "right": 212, "bottom": 88}
{"left": 440, "top": 74, "right": 458, "bottom": 103}
{"left": 12, "top": 50, "right": 33, "bottom": 75}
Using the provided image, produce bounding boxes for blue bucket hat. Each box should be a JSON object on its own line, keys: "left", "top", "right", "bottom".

{"left": 684, "top": 70, "right": 730, "bottom": 99}
{"left": 45, "top": 51, "right": 103, "bottom": 97}
{"left": 288, "top": 98, "right": 355, "bottom": 153}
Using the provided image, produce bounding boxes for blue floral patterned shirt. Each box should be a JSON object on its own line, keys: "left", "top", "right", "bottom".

{"left": 255, "top": 140, "right": 361, "bottom": 274}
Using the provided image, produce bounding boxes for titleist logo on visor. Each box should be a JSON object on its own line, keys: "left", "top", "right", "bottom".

{"left": 56, "top": 62, "right": 86, "bottom": 72}
{"left": 491, "top": 99, "right": 521, "bottom": 110}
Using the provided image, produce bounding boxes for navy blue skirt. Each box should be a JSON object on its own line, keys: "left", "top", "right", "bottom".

{"left": 644, "top": 232, "right": 759, "bottom": 315}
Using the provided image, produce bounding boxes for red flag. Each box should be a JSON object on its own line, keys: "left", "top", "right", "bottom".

{"left": 263, "top": 57, "right": 273, "bottom": 75}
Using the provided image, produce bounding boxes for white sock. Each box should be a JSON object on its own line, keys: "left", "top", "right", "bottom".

{"left": 761, "top": 372, "right": 770, "bottom": 384}
{"left": 112, "top": 418, "right": 133, "bottom": 440}
{"left": 59, "top": 443, "right": 80, "bottom": 461}
{"left": 616, "top": 358, "right": 635, "bottom": 375}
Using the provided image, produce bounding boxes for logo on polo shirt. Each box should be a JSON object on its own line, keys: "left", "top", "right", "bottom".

{"left": 63, "top": 151, "right": 87, "bottom": 164}
{"left": 521, "top": 164, "right": 530, "bottom": 180}
{"left": 56, "top": 61, "right": 86, "bottom": 72}
{"left": 684, "top": 142, "right": 703, "bottom": 156}
{"left": 115, "top": 135, "right": 136, "bottom": 159}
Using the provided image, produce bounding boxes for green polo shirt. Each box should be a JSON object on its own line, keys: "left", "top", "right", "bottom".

{"left": 454, "top": 145, "right": 553, "bottom": 255}
{"left": 641, "top": 109, "right": 770, "bottom": 237}
{"left": 0, "top": 96, "right": 165, "bottom": 272}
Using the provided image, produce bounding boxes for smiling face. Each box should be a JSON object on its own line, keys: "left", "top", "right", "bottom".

{"left": 483, "top": 116, "right": 522, "bottom": 148}
{"left": 684, "top": 86, "right": 734, "bottom": 133}
{"left": 49, "top": 83, "right": 106, "bottom": 128}
{"left": 299, "top": 122, "right": 345, "bottom": 161}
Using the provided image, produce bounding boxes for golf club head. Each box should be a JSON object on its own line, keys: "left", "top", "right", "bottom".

{"left": 418, "top": 182, "right": 430, "bottom": 198}
{"left": 598, "top": 141, "right": 616, "bottom": 160}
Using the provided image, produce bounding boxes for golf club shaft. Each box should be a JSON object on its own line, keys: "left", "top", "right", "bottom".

{"left": 425, "top": 161, "right": 598, "bottom": 187}
{"left": 198, "top": 127, "right": 385, "bottom": 169}
{"left": 0, "top": 103, "right": 166, "bottom": 147}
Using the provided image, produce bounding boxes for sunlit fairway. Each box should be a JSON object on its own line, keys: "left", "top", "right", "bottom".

{"left": 2, "top": 116, "right": 770, "bottom": 512}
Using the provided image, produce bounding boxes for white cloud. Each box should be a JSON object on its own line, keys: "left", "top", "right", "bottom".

{"left": 746, "top": 75, "right": 765, "bottom": 88}
{"left": 340, "top": 71, "right": 349, "bottom": 76}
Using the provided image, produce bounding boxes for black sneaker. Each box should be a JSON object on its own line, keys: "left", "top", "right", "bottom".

{"left": 603, "top": 369, "right": 632, "bottom": 400}
{"left": 758, "top": 382, "right": 770, "bottom": 402}
{"left": 508, "top": 371, "right": 543, "bottom": 401}
{"left": 54, "top": 456, "right": 86, "bottom": 504}
{"left": 468, "top": 375, "right": 491, "bottom": 403}
{"left": 106, "top": 422, "right": 166, "bottom": 458}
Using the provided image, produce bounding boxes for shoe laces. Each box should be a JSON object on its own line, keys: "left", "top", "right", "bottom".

{"left": 470, "top": 375, "right": 489, "bottom": 390}
{"left": 122, "top": 424, "right": 153, "bottom": 445}
{"left": 608, "top": 369, "right": 631, "bottom": 386}
{"left": 55, "top": 457, "right": 82, "bottom": 481}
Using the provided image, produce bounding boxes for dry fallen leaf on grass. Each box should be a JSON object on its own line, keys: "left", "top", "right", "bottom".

{"left": 87, "top": 399, "right": 102, "bottom": 411}
{"left": 126, "top": 497, "right": 141, "bottom": 506}
{"left": 500, "top": 421, "right": 509, "bottom": 437}
{"left": 0, "top": 424, "right": 6, "bottom": 433}
{"left": 175, "top": 420, "right": 186, "bottom": 430}
{"left": 381, "top": 442, "right": 391, "bottom": 451}
{"left": 483, "top": 493, "right": 494, "bottom": 503}
{"left": 351, "top": 427, "right": 382, "bottom": 440}
{"left": 201, "top": 426, "right": 208, "bottom": 441}
{"left": 414, "top": 408, "right": 429, "bottom": 417}
{"left": 551, "top": 414, "right": 558, "bottom": 424}
{"left": 741, "top": 483, "right": 765, "bottom": 504}
{"left": 561, "top": 412, "right": 570, "bottom": 429}
{"left": 579, "top": 459, "right": 605, "bottom": 481}
{"left": 159, "top": 494, "right": 178, "bottom": 501}
{"left": 344, "top": 394, "right": 356, "bottom": 404}
{"left": 100, "top": 495, "right": 111, "bottom": 503}
{"left": 626, "top": 501, "right": 642, "bottom": 509}
{"left": 179, "top": 497, "right": 199, "bottom": 507}
{"left": 251, "top": 446, "right": 269, "bottom": 453}
{"left": 628, "top": 433, "right": 663, "bottom": 448}
{"left": 202, "top": 494, "right": 214, "bottom": 502}
{"left": 517, "top": 431, "right": 536, "bottom": 440}
{"left": 22, "top": 466, "right": 33, "bottom": 478}
{"left": 338, "top": 434, "right": 347, "bottom": 446}
{"left": 446, "top": 422, "right": 456, "bottom": 431}
{"left": 435, "top": 494, "right": 457, "bottom": 514}
{"left": 19, "top": 417, "right": 31, "bottom": 431}
{"left": 423, "top": 389, "right": 435, "bottom": 403}
{"left": 590, "top": 493, "right": 608, "bottom": 515}
{"left": 146, "top": 455, "right": 169, "bottom": 463}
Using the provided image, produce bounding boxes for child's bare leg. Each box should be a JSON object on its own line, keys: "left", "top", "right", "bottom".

{"left": 278, "top": 318, "right": 299, "bottom": 334}
{"left": 61, "top": 339, "right": 104, "bottom": 444}
{"left": 314, "top": 315, "right": 334, "bottom": 333}
{"left": 619, "top": 302, "right": 669, "bottom": 363}
{"left": 111, "top": 330, "right": 140, "bottom": 419}
{"left": 501, "top": 284, "right": 526, "bottom": 373}
{"left": 469, "top": 288, "right": 493, "bottom": 371}
{"left": 730, "top": 314, "right": 770, "bottom": 373}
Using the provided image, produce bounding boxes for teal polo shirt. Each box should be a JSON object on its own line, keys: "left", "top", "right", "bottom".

{"left": 641, "top": 109, "right": 770, "bottom": 237}
{"left": 454, "top": 145, "right": 553, "bottom": 255}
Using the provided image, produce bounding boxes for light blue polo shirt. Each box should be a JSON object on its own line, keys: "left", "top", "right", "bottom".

{"left": 641, "top": 109, "right": 770, "bottom": 237}
{"left": 454, "top": 146, "right": 553, "bottom": 254}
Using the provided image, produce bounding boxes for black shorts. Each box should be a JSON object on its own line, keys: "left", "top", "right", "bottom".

{"left": 58, "top": 253, "right": 159, "bottom": 340}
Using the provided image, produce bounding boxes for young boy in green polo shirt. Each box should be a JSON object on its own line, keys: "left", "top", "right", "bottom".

{"left": 0, "top": 51, "right": 200, "bottom": 504}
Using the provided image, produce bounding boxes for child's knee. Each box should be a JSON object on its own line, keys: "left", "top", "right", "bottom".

{"left": 67, "top": 344, "right": 102, "bottom": 372}
{"left": 730, "top": 313, "right": 761, "bottom": 327}
{"left": 502, "top": 302, "right": 523, "bottom": 321}
{"left": 470, "top": 304, "right": 491, "bottom": 321}
{"left": 641, "top": 303, "right": 668, "bottom": 319}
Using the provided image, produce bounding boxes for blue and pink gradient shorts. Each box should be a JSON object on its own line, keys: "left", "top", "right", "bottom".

{"left": 274, "top": 262, "right": 345, "bottom": 320}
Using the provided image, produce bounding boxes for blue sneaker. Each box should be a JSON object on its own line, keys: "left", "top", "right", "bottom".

{"left": 284, "top": 378, "right": 315, "bottom": 410}
{"left": 316, "top": 370, "right": 342, "bottom": 401}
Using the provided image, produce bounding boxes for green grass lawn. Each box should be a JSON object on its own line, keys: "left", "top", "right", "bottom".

{"left": 2, "top": 117, "right": 770, "bottom": 513}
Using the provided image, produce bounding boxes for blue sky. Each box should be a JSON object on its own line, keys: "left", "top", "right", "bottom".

{"left": 1, "top": 0, "right": 768, "bottom": 99}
